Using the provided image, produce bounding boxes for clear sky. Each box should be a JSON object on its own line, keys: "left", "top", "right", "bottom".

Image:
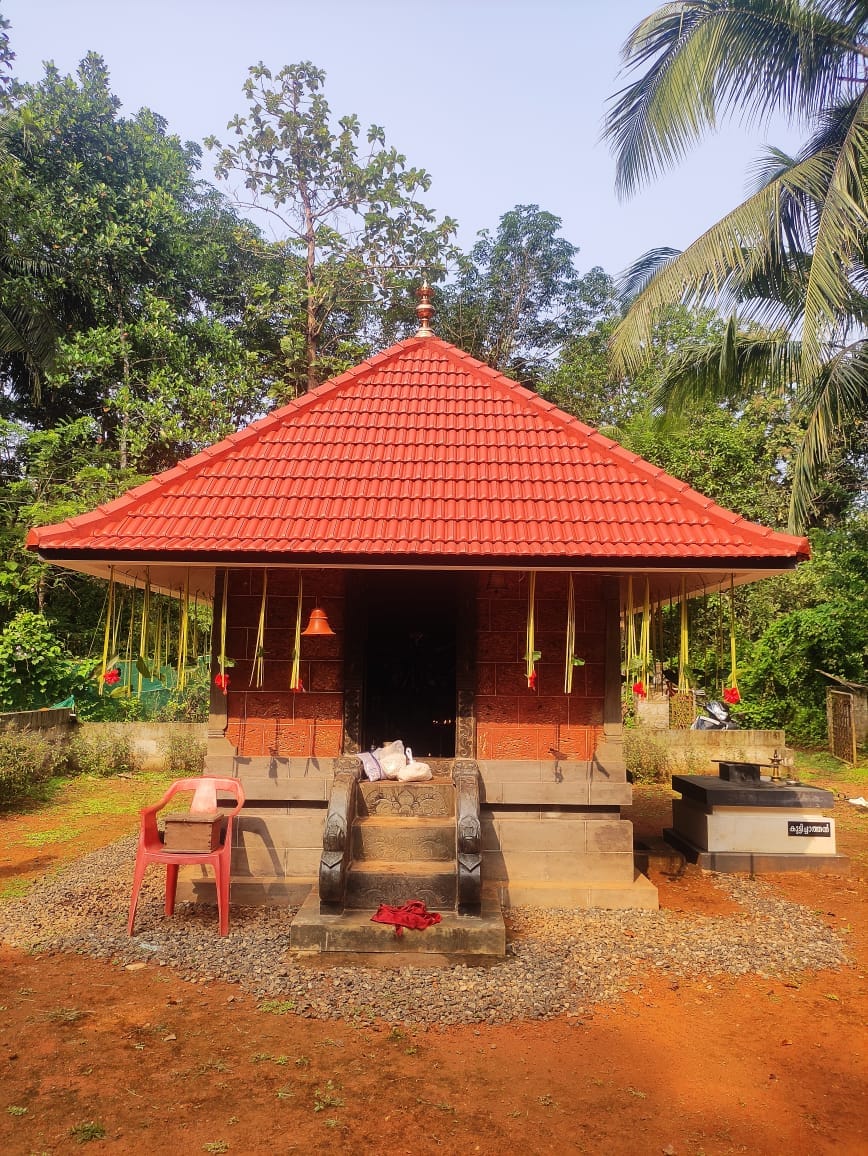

{"left": 4, "top": 0, "right": 801, "bottom": 279}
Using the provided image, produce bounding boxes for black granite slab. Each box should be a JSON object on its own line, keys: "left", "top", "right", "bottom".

{"left": 671, "top": 775, "right": 835, "bottom": 810}
{"left": 716, "top": 761, "right": 762, "bottom": 784}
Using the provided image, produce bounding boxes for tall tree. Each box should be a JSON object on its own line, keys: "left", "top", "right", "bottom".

{"left": 207, "top": 61, "right": 457, "bottom": 392}
{"left": 0, "top": 8, "right": 58, "bottom": 394}
{"left": 604, "top": 0, "right": 868, "bottom": 530}
{"left": 438, "top": 206, "right": 618, "bottom": 387}
{"left": 542, "top": 304, "right": 720, "bottom": 429}
{"left": 0, "top": 52, "right": 270, "bottom": 466}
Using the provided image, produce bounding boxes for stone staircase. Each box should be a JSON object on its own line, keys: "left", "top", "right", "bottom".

{"left": 346, "top": 781, "right": 457, "bottom": 910}
{"left": 290, "top": 770, "right": 506, "bottom": 959}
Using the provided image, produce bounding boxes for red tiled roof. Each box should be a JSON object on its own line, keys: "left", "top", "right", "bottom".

{"left": 27, "top": 336, "right": 810, "bottom": 567}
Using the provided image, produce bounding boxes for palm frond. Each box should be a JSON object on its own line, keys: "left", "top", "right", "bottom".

{"left": 733, "top": 250, "right": 810, "bottom": 325}
{"left": 610, "top": 170, "right": 787, "bottom": 374}
{"left": 653, "top": 324, "right": 800, "bottom": 410}
{"left": 605, "top": 0, "right": 865, "bottom": 197}
{"left": 789, "top": 336, "right": 868, "bottom": 529}
{"left": 618, "top": 246, "right": 682, "bottom": 302}
{"left": 0, "top": 304, "right": 57, "bottom": 403}
{"left": 748, "top": 144, "right": 799, "bottom": 193}
{"left": 800, "top": 87, "right": 868, "bottom": 378}
{"left": 610, "top": 137, "right": 854, "bottom": 376}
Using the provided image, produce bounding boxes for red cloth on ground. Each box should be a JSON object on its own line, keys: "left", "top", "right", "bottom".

{"left": 370, "top": 900, "right": 442, "bottom": 938}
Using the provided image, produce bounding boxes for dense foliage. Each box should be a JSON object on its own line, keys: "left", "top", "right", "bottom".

{"left": 0, "top": 4, "right": 862, "bottom": 744}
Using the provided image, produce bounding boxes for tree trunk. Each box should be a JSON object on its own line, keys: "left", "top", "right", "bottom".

{"left": 300, "top": 182, "right": 317, "bottom": 392}
{"left": 117, "top": 304, "right": 131, "bottom": 469}
{"left": 306, "top": 250, "right": 317, "bottom": 392}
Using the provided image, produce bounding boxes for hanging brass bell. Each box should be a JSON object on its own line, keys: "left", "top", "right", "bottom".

{"left": 302, "top": 606, "right": 335, "bottom": 636}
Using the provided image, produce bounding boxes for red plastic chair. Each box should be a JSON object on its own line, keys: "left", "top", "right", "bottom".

{"left": 127, "top": 777, "right": 245, "bottom": 937}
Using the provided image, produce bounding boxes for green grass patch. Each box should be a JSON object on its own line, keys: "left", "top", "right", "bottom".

{"left": 70, "top": 1120, "right": 106, "bottom": 1144}
{"left": 794, "top": 748, "right": 868, "bottom": 782}
{"left": 313, "top": 1079, "right": 343, "bottom": 1112}
{"left": 257, "top": 999, "right": 296, "bottom": 1015}
{"left": 0, "top": 878, "right": 32, "bottom": 900}
{"left": 22, "top": 825, "right": 83, "bottom": 847}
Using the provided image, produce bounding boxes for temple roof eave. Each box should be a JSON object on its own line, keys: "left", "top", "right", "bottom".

{"left": 30, "top": 548, "right": 808, "bottom": 604}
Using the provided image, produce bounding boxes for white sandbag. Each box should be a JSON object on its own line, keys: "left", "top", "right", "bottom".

{"left": 397, "top": 760, "right": 432, "bottom": 782}
{"left": 373, "top": 739, "right": 406, "bottom": 780}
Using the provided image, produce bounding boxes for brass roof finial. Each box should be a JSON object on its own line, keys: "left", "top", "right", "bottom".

{"left": 415, "top": 279, "right": 434, "bottom": 337}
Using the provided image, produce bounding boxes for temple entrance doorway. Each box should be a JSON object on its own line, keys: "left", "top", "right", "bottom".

{"left": 360, "top": 572, "right": 458, "bottom": 758}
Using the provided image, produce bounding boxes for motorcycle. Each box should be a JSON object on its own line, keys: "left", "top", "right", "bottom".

{"left": 691, "top": 698, "right": 738, "bottom": 730}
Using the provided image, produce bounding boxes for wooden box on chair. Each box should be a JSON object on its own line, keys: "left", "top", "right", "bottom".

{"left": 163, "top": 812, "right": 223, "bottom": 852}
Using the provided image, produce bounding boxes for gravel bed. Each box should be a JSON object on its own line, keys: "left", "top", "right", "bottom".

{"left": 0, "top": 837, "right": 848, "bottom": 1025}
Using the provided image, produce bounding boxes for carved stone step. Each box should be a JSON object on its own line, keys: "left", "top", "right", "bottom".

{"left": 344, "top": 860, "right": 457, "bottom": 910}
{"left": 357, "top": 780, "right": 454, "bottom": 818}
{"left": 290, "top": 886, "right": 506, "bottom": 958}
{"left": 352, "top": 816, "right": 455, "bottom": 862}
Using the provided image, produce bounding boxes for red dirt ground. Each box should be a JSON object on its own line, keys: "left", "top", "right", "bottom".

{"left": 1, "top": 774, "right": 866, "bottom": 1155}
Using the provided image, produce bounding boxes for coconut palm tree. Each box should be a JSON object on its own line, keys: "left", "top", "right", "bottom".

{"left": 604, "top": 0, "right": 868, "bottom": 530}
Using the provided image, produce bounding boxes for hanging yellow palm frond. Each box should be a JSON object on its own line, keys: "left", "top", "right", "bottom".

{"left": 724, "top": 574, "right": 741, "bottom": 704}
{"left": 136, "top": 570, "right": 151, "bottom": 694}
{"left": 563, "top": 574, "right": 584, "bottom": 694}
{"left": 290, "top": 572, "right": 304, "bottom": 691}
{"left": 524, "top": 571, "right": 539, "bottom": 689}
{"left": 251, "top": 570, "right": 268, "bottom": 688}
{"left": 678, "top": 576, "right": 690, "bottom": 694}
{"left": 625, "top": 576, "right": 636, "bottom": 676}
{"left": 98, "top": 567, "right": 115, "bottom": 694}
{"left": 637, "top": 577, "right": 651, "bottom": 694}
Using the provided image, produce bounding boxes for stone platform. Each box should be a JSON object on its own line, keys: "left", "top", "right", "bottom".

{"left": 665, "top": 774, "right": 850, "bottom": 873}
{"left": 176, "top": 752, "right": 660, "bottom": 915}
{"left": 289, "top": 885, "right": 506, "bottom": 960}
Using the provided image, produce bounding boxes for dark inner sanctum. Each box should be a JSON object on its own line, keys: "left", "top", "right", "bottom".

{"left": 360, "top": 572, "right": 458, "bottom": 758}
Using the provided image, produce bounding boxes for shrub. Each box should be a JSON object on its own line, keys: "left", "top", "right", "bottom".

{"left": 160, "top": 727, "right": 206, "bottom": 775}
{"left": 72, "top": 669, "right": 209, "bottom": 724}
{"left": 156, "top": 678, "right": 210, "bottom": 723}
{"left": 73, "top": 691, "right": 149, "bottom": 723}
{"left": 67, "top": 727, "right": 140, "bottom": 778}
{"left": 624, "top": 729, "right": 673, "bottom": 784}
{"left": 0, "top": 612, "right": 84, "bottom": 712}
{"left": 738, "top": 598, "right": 868, "bottom": 745}
{"left": 0, "top": 728, "right": 67, "bottom": 805}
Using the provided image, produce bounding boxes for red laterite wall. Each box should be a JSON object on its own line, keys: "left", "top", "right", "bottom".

{"left": 474, "top": 572, "right": 605, "bottom": 761}
{"left": 223, "top": 569, "right": 344, "bottom": 758}
{"left": 222, "top": 569, "right": 606, "bottom": 761}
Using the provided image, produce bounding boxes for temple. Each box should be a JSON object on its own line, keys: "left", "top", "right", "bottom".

{"left": 27, "top": 291, "right": 810, "bottom": 951}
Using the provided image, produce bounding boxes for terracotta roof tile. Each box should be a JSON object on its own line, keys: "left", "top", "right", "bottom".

{"left": 27, "top": 335, "right": 810, "bottom": 566}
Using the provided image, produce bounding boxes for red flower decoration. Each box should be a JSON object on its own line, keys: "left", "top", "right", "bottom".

{"left": 291, "top": 677, "right": 305, "bottom": 693}
{"left": 723, "top": 686, "right": 741, "bottom": 705}
{"left": 632, "top": 680, "right": 646, "bottom": 698}
{"left": 103, "top": 667, "right": 120, "bottom": 686}
{"left": 527, "top": 669, "right": 537, "bottom": 690}
{"left": 214, "top": 672, "right": 230, "bottom": 694}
